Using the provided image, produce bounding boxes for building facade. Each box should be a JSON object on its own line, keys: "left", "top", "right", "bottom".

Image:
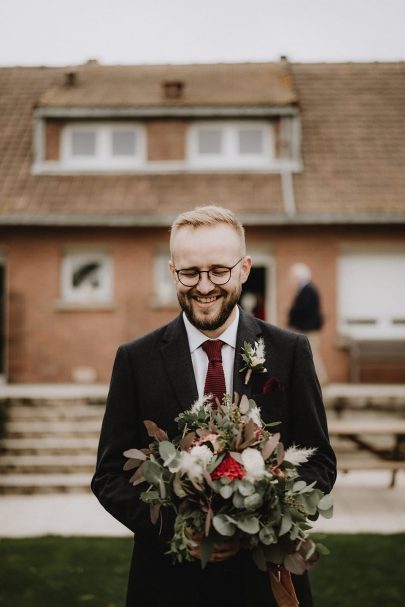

{"left": 1, "top": 60, "right": 404, "bottom": 384}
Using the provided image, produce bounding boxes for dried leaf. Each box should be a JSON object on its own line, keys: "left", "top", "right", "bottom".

{"left": 261, "top": 433, "right": 280, "bottom": 461}
{"left": 129, "top": 463, "right": 145, "bottom": 485}
{"left": 277, "top": 442, "right": 285, "bottom": 466}
{"left": 143, "top": 420, "right": 168, "bottom": 442}
{"left": 204, "top": 507, "right": 213, "bottom": 537}
{"left": 239, "top": 394, "right": 250, "bottom": 414}
{"left": 179, "top": 431, "right": 196, "bottom": 451}
{"left": 123, "top": 458, "right": 144, "bottom": 471}
{"left": 203, "top": 469, "right": 215, "bottom": 489}
{"left": 229, "top": 451, "right": 243, "bottom": 464}
{"left": 123, "top": 448, "right": 147, "bottom": 460}
{"left": 150, "top": 503, "right": 161, "bottom": 525}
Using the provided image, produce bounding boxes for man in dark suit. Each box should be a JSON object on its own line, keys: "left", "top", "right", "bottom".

{"left": 92, "top": 206, "right": 336, "bottom": 607}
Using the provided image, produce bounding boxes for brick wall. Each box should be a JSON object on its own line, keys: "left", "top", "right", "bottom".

{"left": 2, "top": 224, "right": 404, "bottom": 383}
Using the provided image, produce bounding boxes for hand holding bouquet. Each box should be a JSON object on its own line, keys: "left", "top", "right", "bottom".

{"left": 123, "top": 393, "right": 333, "bottom": 606}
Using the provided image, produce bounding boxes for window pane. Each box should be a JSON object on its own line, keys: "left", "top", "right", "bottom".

{"left": 198, "top": 130, "right": 222, "bottom": 154}
{"left": 238, "top": 129, "right": 263, "bottom": 154}
{"left": 112, "top": 131, "right": 137, "bottom": 156}
{"left": 71, "top": 131, "right": 96, "bottom": 156}
{"left": 72, "top": 261, "right": 101, "bottom": 289}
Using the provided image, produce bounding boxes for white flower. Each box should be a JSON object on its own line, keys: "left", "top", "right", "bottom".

{"left": 254, "top": 338, "right": 265, "bottom": 360}
{"left": 251, "top": 355, "right": 266, "bottom": 367}
{"left": 245, "top": 404, "right": 263, "bottom": 427}
{"left": 284, "top": 445, "right": 317, "bottom": 466}
{"left": 170, "top": 444, "right": 213, "bottom": 482}
{"left": 190, "top": 395, "right": 212, "bottom": 414}
{"left": 241, "top": 447, "right": 267, "bottom": 481}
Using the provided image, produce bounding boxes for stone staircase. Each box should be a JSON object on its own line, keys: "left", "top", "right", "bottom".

{"left": 0, "top": 397, "right": 105, "bottom": 494}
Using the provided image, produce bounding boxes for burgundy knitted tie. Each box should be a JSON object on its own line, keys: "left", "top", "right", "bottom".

{"left": 202, "top": 340, "right": 227, "bottom": 407}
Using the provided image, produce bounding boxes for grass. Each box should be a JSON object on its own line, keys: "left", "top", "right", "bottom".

{"left": 0, "top": 534, "right": 404, "bottom": 606}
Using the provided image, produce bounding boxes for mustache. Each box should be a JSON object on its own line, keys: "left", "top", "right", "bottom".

{"left": 187, "top": 287, "right": 226, "bottom": 298}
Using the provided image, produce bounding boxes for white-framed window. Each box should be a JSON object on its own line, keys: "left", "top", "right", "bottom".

{"left": 187, "top": 120, "right": 275, "bottom": 169}
{"left": 338, "top": 251, "right": 405, "bottom": 338}
{"left": 60, "top": 122, "right": 146, "bottom": 169}
{"left": 61, "top": 252, "right": 113, "bottom": 304}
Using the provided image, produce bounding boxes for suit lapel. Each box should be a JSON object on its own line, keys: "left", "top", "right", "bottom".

{"left": 160, "top": 314, "right": 198, "bottom": 414}
{"left": 232, "top": 307, "right": 263, "bottom": 400}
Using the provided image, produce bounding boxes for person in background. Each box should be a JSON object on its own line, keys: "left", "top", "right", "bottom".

{"left": 288, "top": 263, "right": 328, "bottom": 386}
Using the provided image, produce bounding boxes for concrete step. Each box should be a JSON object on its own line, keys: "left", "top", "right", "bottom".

{"left": 0, "top": 436, "right": 99, "bottom": 454}
{"left": 0, "top": 453, "right": 96, "bottom": 474}
{"left": 0, "top": 474, "right": 93, "bottom": 495}
{"left": 7, "top": 404, "right": 105, "bottom": 421}
{"left": 5, "top": 419, "right": 102, "bottom": 436}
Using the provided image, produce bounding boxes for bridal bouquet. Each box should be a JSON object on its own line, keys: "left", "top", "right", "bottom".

{"left": 123, "top": 393, "right": 333, "bottom": 602}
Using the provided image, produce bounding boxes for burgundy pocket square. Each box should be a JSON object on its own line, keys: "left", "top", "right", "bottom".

{"left": 262, "top": 377, "right": 284, "bottom": 394}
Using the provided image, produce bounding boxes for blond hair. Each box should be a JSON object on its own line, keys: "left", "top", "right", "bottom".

{"left": 170, "top": 205, "right": 246, "bottom": 254}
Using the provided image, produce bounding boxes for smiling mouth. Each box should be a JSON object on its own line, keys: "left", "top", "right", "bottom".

{"left": 193, "top": 295, "right": 221, "bottom": 304}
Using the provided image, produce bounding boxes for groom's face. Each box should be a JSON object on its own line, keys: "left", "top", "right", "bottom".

{"left": 170, "top": 223, "right": 251, "bottom": 337}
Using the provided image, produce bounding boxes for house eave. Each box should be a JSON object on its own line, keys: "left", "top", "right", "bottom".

{"left": 0, "top": 212, "right": 404, "bottom": 228}
{"left": 34, "top": 105, "right": 299, "bottom": 119}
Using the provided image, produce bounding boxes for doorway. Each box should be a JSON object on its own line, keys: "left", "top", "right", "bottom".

{"left": 240, "top": 253, "right": 276, "bottom": 324}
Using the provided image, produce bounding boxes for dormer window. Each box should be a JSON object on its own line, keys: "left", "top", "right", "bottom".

{"left": 60, "top": 122, "right": 146, "bottom": 169}
{"left": 187, "top": 121, "right": 275, "bottom": 168}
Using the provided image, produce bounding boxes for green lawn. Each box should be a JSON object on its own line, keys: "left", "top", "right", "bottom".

{"left": 0, "top": 534, "right": 404, "bottom": 606}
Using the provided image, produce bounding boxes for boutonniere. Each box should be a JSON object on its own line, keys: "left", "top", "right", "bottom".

{"left": 239, "top": 338, "right": 267, "bottom": 385}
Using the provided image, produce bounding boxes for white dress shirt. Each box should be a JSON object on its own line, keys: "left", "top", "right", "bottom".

{"left": 183, "top": 307, "right": 239, "bottom": 399}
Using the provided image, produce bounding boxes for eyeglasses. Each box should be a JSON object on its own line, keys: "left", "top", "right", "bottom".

{"left": 175, "top": 257, "right": 244, "bottom": 287}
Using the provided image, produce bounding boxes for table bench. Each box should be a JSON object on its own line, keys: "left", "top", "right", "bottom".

{"left": 328, "top": 419, "right": 405, "bottom": 487}
{"left": 349, "top": 339, "right": 405, "bottom": 383}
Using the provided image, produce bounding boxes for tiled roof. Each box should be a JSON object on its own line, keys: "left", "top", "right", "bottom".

{"left": 291, "top": 62, "right": 405, "bottom": 215}
{"left": 37, "top": 62, "right": 297, "bottom": 108}
{"left": 0, "top": 62, "right": 404, "bottom": 225}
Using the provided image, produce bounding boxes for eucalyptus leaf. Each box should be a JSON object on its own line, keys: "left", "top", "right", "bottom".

{"left": 318, "top": 494, "right": 333, "bottom": 511}
{"left": 200, "top": 537, "right": 215, "bottom": 569}
{"left": 293, "top": 480, "right": 307, "bottom": 493}
{"left": 219, "top": 484, "right": 233, "bottom": 499}
{"left": 143, "top": 460, "right": 164, "bottom": 486}
{"left": 259, "top": 525, "right": 276, "bottom": 545}
{"left": 238, "top": 479, "right": 255, "bottom": 496}
{"left": 235, "top": 516, "right": 260, "bottom": 534}
{"left": 212, "top": 514, "right": 236, "bottom": 537}
{"left": 252, "top": 546, "right": 267, "bottom": 571}
{"left": 243, "top": 493, "right": 263, "bottom": 509}
{"left": 284, "top": 552, "right": 307, "bottom": 575}
{"left": 279, "top": 513, "right": 292, "bottom": 536}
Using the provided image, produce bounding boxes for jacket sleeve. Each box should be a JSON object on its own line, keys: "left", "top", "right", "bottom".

{"left": 91, "top": 345, "right": 170, "bottom": 539}
{"left": 289, "top": 335, "right": 337, "bottom": 494}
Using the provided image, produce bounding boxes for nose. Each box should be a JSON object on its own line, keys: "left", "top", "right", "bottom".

{"left": 196, "top": 272, "right": 215, "bottom": 294}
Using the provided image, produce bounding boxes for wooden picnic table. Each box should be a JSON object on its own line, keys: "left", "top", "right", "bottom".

{"left": 328, "top": 419, "right": 405, "bottom": 487}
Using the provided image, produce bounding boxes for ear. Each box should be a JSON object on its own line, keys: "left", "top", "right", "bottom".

{"left": 168, "top": 260, "right": 177, "bottom": 285}
{"left": 240, "top": 256, "right": 252, "bottom": 284}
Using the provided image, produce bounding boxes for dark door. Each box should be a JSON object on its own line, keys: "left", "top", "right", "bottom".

{"left": 240, "top": 266, "right": 266, "bottom": 320}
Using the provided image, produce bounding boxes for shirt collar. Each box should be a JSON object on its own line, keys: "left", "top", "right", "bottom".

{"left": 183, "top": 306, "right": 239, "bottom": 353}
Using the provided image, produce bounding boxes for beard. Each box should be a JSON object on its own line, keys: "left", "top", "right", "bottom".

{"left": 177, "top": 284, "right": 242, "bottom": 332}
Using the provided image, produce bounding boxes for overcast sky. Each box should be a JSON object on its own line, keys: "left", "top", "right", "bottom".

{"left": 1, "top": 0, "right": 405, "bottom": 66}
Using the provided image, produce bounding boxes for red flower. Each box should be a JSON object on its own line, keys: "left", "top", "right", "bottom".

{"left": 211, "top": 454, "right": 246, "bottom": 480}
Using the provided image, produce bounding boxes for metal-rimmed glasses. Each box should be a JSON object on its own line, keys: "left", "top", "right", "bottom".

{"left": 175, "top": 257, "right": 244, "bottom": 287}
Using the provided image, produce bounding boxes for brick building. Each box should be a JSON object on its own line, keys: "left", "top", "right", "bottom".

{"left": 0, "top": 60, "right": 404, "bottom": 384}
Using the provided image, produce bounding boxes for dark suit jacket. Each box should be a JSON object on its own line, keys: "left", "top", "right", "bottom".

{"left": 288, "top": 282, "right": 324, "bottom": 332}
{"left": 92, "top": 309, "right": 336, "bottom": 607}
